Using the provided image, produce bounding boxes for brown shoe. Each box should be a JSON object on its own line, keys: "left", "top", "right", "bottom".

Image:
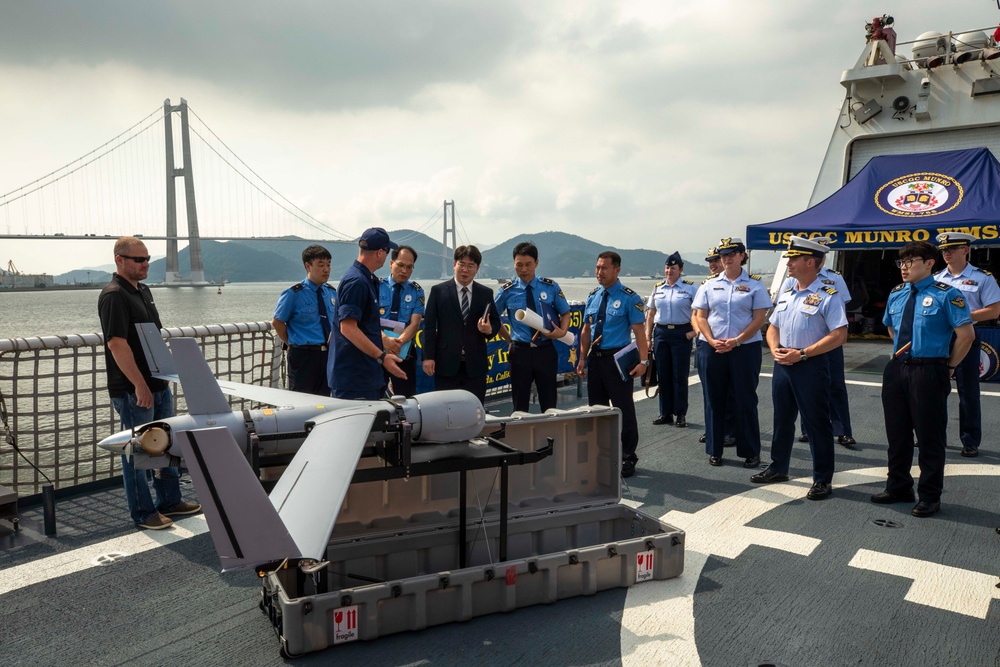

{"left": 162, "top": 501, "right": 202, "bottom": 517}
{"left": 138, "top": 513, "right": 174, "bottom": 530}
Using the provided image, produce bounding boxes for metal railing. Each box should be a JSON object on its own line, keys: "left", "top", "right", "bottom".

{"left": 0, "top": 322, "right": 280, "bottom": 497}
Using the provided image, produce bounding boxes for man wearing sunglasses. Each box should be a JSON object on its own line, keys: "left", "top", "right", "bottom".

{"left": 98, "top": 236, "right": 201, "bottom": 530}
{"left": 874, "top": 241, "right": 973, "bottom": 518}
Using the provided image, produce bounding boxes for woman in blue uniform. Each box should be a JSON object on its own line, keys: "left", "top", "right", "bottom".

{"left": 645, "top": 252, "right": 698, "bottom": 427}
{"left": 692, "top": 238, "right": 771, "bottom": 468}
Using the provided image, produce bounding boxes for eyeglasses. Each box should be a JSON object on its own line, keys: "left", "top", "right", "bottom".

{"left": 456, "top": 262, "right": 478, "bottom": 271}
{"left": 894, "top": 259, "right": 924, "bottom": 269}
{"left": 118, "top": 255, "right": 151, "bottom": 264}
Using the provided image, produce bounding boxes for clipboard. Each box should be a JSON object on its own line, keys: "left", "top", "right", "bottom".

{"left": 612, "top": 342, "right": 640, "bottom": 381}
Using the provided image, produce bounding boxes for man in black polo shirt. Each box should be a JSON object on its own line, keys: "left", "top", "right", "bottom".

{"left": 98, "top": 236, "right": 201, "bottom": 530}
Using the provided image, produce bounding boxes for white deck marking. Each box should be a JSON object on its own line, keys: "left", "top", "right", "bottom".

{"left": 0, "top": 514, "right": 208, "bottom": 595}
{"left": 849, "top": 549, "right": 1000, "bottom": 619}
{"left": 620, "top": 465, "right": 1000, "bottom": 666}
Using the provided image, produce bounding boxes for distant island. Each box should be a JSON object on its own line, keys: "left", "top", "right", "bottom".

{"left": 56, "top": 230, "right": 711, "bottom": 285}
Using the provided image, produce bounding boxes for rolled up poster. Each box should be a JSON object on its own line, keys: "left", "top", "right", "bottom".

{"left": 514, "top": 308, "right": 576, "bottom": 346}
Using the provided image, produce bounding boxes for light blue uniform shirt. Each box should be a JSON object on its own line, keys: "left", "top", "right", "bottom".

{"left": 770, "top": 278, "right": 848, "bottom": 349}
{"left": 646, "top": 279, "right": 698, "bottom": 325}
{"left": 691, "top": 269, "right": 772, "bottom": 343}
{"left": 933, "top": 264, "right": 1000, "bottom": 313}
{"left": 781, "top": 266, "right": 851, "bottom": 306}
{"left": 584, "top": 280, "right": 645, "bottom": 348}
{"left": 378, "top": 278, "right": 425, "bottom": 325}
{"left": 882, "top": 276, "right": 972, "bottom": 358}
{"left": 495, "top": 276, "right": 570, "bottom": 343}
{"left": 273, "top": 278, "right": 338, "bottom": 346}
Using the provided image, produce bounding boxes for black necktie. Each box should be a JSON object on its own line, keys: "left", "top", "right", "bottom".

{"left": 390, "top": 283, "right": 402, "bottom": 320}
{"left": 593, "top": 289, "right": 609, "bottom": 347}
{"left": 461, "top": 286, "right": 470, "bottom": 323}
{"left": 895, "top": 284, "right": 918, "bottom": 358}
{"left": 316, "top": 286, "right": 331, "bottom": 343}
{"left": 525, "top": 282, "right": 535, "bottom": 312}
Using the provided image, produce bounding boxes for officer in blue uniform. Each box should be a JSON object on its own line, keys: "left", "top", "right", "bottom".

{"left": 378, "top": 245, "right": 425, "bottom": 397}
{"left": 933, "top": 231, "right": 1000, "bottom": 457}
{"left": 495, "top": 242, "right": 571, "bottom": 413}
{"left": 784, "top": 237, "right": 856, "bottom": 447}
{"left": 694, "top": 248, "right": 737, "bottom": 447}
{"left": 752, "top": 237, "right": 848, "bottom": 500}
{"left": 576, "top": 251, "right": 648, "bottom": 478}
{"left": 272, "top": 244, "right": 338, "bottom": 395}
{"left": 645, "top": 251, "right": 698, "bottom": 427}
{"left": 692, "top": 237, "right": 771, "bottom": 468}
{"left": 873, "top": 241, "right": 974, "bottom": 518}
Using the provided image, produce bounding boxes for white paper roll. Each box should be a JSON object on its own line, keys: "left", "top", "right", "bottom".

{"left": 514, "top": 308, "right": 576, "bottom": 346}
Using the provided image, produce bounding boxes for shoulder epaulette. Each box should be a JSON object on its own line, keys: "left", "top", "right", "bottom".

{"left": 749, "top": 274, "right": 762, "bottom": 281}
{"left": 933, "top": 282, "right": 951, "bottom": 291}
{"left": 589, "top": 286, "right": 600, "bottom": 296}
{"left": 539, "top": 277, "right": 554, "bottom": 285}
{"left": 622, "top": 285, "right": 636, "bottom": 295}
{"left": 891, "top": 283, "right": 906, "bottom": 293}
{"left": 682, "top": 279, "right": 694, "bottom": 285}
{"left": 822, "top": 286, "right": 837, "bottom": 295}
{"left": 500, "top": 280, "right": 514, "bottom": 291}
{"left": 324, "top": 282, "right": 335, "bottom": 290}
{"left": 654, "top": 280, "right": 666, "bottom": 287}
{"left": 410, "top": 280, "right": 422, "bottom": 290}
{"left": 982, "top": 269, "right": 993, "bottom": 277}
{"left": 783, "top": 287, "right": 793, "bottom": 293}
{"left": 291, "top": 283, "right": 305, "bottom": 292}
{"left": 831, "top": 269, "right": 842, "bottom": 275}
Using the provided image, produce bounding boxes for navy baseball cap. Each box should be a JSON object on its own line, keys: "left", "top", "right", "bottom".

{"left": 359, "top": 227, "right": 398, "bottom": 251}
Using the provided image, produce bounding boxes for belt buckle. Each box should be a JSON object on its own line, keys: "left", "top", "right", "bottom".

{"left": 667, "top": 324, "right": 676, "bottom": 330}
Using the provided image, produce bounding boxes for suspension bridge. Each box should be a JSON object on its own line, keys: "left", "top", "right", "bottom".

{"left": 0, "top": 99, "right": 466, "bottom": 283}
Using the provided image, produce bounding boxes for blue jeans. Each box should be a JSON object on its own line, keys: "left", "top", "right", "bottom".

{"left": 111, "top": 388, "right": 181, "bottom": 524}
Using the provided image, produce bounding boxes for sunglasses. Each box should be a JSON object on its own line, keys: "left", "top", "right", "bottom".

{"left": 119, "top": 255, "right": 151, "bottom": 264}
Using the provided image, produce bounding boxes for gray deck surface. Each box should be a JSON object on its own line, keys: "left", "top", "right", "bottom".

{"left": 2, "top": 339, "right": 999, "bottom": 666}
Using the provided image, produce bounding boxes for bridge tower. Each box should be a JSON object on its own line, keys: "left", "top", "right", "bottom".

{"left": 440, "top": 200, "right": 456, "bottom": 279}
{"left": 163, "top": 98, "right": 206, "bottom": 285}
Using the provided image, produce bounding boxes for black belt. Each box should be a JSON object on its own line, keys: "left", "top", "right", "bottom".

{"left": 901, "top": 357, "right": 947, "bottom": 366}
{"left": 290, "top": 344, "right": 328, "bottom": 351}
{"left": 590, "top": 346, "right": 623, "bottom": 357}
{"left": 511, "top": 340, "right": 552, "bottom": 349}
{"left": 656, "top": 323, "right": 692, "bottom": 330}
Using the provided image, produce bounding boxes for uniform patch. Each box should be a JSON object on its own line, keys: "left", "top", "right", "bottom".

{"left": 589, "top": 286, "right": 600, "bottom": 296}
{"left": 961, "top": 279, "right": 979, "bottom": 286}
{"left": 891, "top": 283, "right": 906, "bottom": 293}
{"left": 613, "top": 300, "right": 622, "bottom": 308}
{"left": 622, "top": 286, "right": 636, "bottom": 295}
{"left": 983, "top": 269, "right": 993, "bottom": 276}
{"left": 804, "top": 293, "right": 822, "bottom": 306}
{"left": 951, "top": 296, "right": 966, "bottom": 308}
{"left": 682, "top": 279, "right": 694, "bottom": 285}
{"left": 291, "top": 283, "right": 304, "bottom": 292}
{"left": 821, "top": 279, "right": 835, "bottom": 285}
{"left": 923, "top": 296, "right": 933, "bottom": 307}
{"left": 539, "top": 277, "right": 554, "bottom": 285}
{"left": 634, "top": 302, "right": 644, "bottom": 312}
{"left": 404, "top": 294, "right": 412, "bottom": 302}
{"left": 749, "top": 274, "right": 763, "bottom": 281}
{"left": 411, "top": 281, "right": 422, "bottom": 290}
{"left": 501, "top": 281, "right": 514, "bottom": 291}
{"left": 539, "top": 292, "right": 548, "bottom": 301}
{"left": 734, "top": 284, "right": 751, "bottom": 293}
{"left": 380, "top": 307, "right": 386, "bottom": 315}
{"left": 655, "top": 280, "right": 666, "bottom": 288}
{"left": 933, "top": 282, "right": 950, "bottom": 291}
{"left": 418, "top": 297, "right": 425, "bottom": 305}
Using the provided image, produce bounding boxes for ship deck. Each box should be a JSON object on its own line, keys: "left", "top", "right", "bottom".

{"left": 2, "top": 339, "right": 999, "bottom": 666}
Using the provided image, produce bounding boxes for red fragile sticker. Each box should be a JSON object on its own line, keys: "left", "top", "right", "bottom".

{"left": 505, "top": 565, "right": 517, "bottom": 585}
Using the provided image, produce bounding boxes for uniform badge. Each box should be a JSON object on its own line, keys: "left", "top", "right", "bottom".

{"left": 405, "top": 294, "right": 412, "bottom": 302}
{"left": 613, "top": 300, "right": 621, "bottom": 308}
{"left": 821, "top": 279, "right": 835, "bottom": 285}
{"left": 734, "top": 284, "right": 751, "bottom": 293}
{"left": 961, "top": 279, "right": 978, "bottom": 286}
{"left": 922, "top": 297, "right": 933, "bottom": 307}
{"left": 951, "top": 296, "right": 966, "bottom": 308}
{"left": 380, "top": 307, "right": 386, "bottom": 315}
{"left": 804, "top": 293, "right": 822, "bottom": 306}
{"left": 540, "top": 292, "right": 548, "bottom": 301}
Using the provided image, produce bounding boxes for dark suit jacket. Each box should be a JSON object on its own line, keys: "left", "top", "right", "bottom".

{"left": 422, "top": 280, "right": 501, "bottom": 378}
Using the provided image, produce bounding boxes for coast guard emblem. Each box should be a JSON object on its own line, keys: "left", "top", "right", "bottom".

{"left": 804, "top": 293, "right": 822, "bottom": 306}
{"left": 875, "top": 171, "right": 964, "bottom": 217}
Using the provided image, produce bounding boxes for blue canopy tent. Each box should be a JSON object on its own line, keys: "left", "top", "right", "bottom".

{"left": 746, "top": 147, "right": 1000, "bottom": 250}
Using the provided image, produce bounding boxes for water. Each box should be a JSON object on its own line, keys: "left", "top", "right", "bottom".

{"left": 0, "top": 275, "right": 711, "bottom": 339}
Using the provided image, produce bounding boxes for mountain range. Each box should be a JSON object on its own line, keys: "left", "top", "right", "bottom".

{"left": 56, "top": 230, "right": 710, "bottom": 284}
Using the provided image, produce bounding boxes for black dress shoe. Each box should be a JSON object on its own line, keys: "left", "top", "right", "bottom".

{"left": 653, "top": 415, "right": 673, "bottom": 425}
{"left": 708, "top": 456, "right": 723, "bottom": 467}
{"left": 911, "top": 500, "right": 941, "bottom": 517}
{"left": 723, "top": 435, "right": 736, "bottom": 447}
{"left": 675, "top": 415, "right": 687, "bottom": 428}
{"left": 960, "top": 446, "right": 979, "bottom": 458}
{"left": 837, "top": 435, "right": 857, "bottom": 446}
{"left": 750, "top": 469, "right": 789, "bottom": 484}
{"left": 699, "top": 433, "right": 707, "bottom": 443}
{"left": 621, "top": 460, "right": 636, "bottom": 478}
{"left": 806, "top": 482, "right": 832, "bottom": 500}
{"left": 870, "top": 490, "right": 915, "bottom": 504}
{"left": 742, "top": 456, "right": 760, "bottom": 469}
{"left": 797, "top": 433, "right": 809, "bottom": 443}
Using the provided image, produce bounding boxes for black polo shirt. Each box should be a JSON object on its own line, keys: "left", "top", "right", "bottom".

{"left": 98, "top": 274, "right": 169, "bottom": 398}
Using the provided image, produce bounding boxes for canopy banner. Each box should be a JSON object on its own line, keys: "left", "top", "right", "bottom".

{"left": 746, "top": 147, "right": 1000, "bottom": 250}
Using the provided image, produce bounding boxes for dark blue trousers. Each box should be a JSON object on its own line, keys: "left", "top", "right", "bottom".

{"left": 800, "top": 345, "right": 852, "bottom": 438}
{"left": 587, "top": 353, "right": 639, "bottom": 463}
{"left": 954, "top": 328, "right": 982, "bottom": 450}
{"left": 704, "top": 341, "right": 762, "bottom": 458}
{"left": 697, "top": 340, "right": 737, "bottom": 449}
{"left": 654, "top": 324, "right": 693, "bottom": 418}
{"left": 768, "top": 355, "right": 834, "bottom": 483}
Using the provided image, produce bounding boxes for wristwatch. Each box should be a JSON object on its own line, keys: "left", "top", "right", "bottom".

{"left": 799, "top": 349, "right": 808, "bottom": 361}
{"left": 376, "top": 351, "right": 387, "bottom": 365}
{"left": 639, "top": 359, "right": 649, "bottom": 366}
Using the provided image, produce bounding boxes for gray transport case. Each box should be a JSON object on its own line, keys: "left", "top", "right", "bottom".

{"left": 260, "top": 405, "right": 685, "bottom": 657}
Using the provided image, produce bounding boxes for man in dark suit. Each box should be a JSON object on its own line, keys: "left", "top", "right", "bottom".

{"left": 422, "top": 245, "right": 501, "bottom": 404}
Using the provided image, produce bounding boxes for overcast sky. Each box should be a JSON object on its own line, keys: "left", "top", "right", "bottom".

{"left": 1, "top": 1, "right": 998, "bottom": 275}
